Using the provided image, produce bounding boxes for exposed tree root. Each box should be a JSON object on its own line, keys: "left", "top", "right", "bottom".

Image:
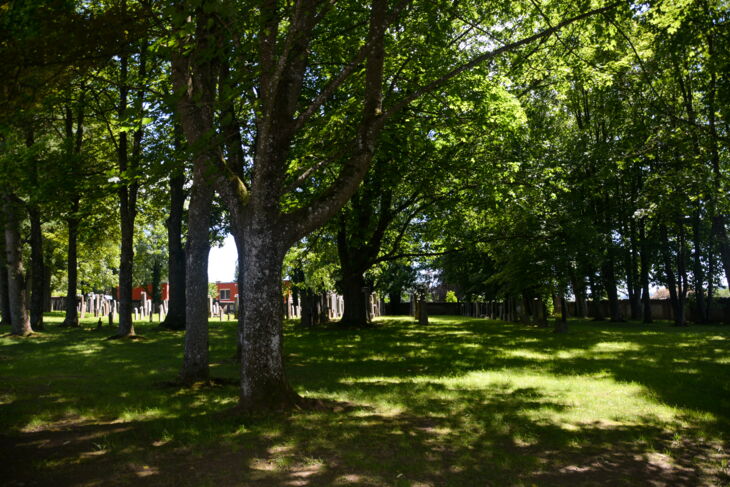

{"left": 2, "top": 332, "right": 34, "bottom": 338}
{"left": 159, "top": 317, "right": 185, "bottom": 331}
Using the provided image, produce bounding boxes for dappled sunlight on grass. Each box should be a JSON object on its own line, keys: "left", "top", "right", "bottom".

{"left": 1, "top": 313, "right": 728, "bottom": 485}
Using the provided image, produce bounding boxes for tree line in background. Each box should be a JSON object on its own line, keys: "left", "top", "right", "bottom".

{"left": 1, "top": 0, "right": 727, "bottom": 412}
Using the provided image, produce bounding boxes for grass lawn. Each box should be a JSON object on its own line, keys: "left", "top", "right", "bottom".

{"left": 1, "top": 312, "right": 729, "bottom": 486}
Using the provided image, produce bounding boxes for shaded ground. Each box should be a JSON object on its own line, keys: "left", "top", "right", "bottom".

{"left": 1, "top": 314, "right": 729, "bottom": 486}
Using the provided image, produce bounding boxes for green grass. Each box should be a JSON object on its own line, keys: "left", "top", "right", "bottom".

{"left": 1, "top": 312, "right": 729, "bottom": 486}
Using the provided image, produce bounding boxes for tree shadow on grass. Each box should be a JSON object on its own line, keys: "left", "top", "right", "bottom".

{"left": 287, "top": 317, "right": 730, "bottom": 434}
{"left": 1, "top": 316, "right": 728, "bottom": 486}
{"left": 2, "top": 380, "right": 723, "bottom": 486}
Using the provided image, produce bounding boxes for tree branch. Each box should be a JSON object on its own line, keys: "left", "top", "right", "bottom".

{"left": 292, "top": 0, "right": 411, "bottom": 133}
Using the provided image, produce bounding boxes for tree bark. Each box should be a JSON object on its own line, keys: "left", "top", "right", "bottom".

{"left": 161, "top": 168, "right": 186, "bottom": 330}
{"left": 553, "top": 294, "right": 568, "bottom": 334}
{"left": 299, "top": 288, "right": 318, "bottom": 328}
{"left": 43, "top": 264, "right": 52, "bottom": 312}
{"left": 602, "top": 253, "right": 622, "bottom": 322}
{"left": 61, "top": 101, "right": 83, "bottom": 328}
{"left": 676, "top": 222, "right": 689, "bottom": 326}
{"left": 388, "top": 290, "right": 401, "bottom": 314}
{"left": 26, "top": 129, "right": 44, "bottom": 330}
{"left": 627, "top": 220, "right": 641, "bottom": 321}
{"left": 588, "top": 271, "right": 604, "bottom": 321}
{"left": 172, "top": 2, "right": 220, "bottom": 382}
{"left": 339, "top": 271, "right": 370, "bottom": 326}
{"left": 691, "top": 207, "right": 707, "bottom": 323}
{"left": 660, "top": 224, "right": 685, "bottom": 326}
{"left": 114, "top": 40, "right": 145, "bottom": 338}
{"left": 639, "top": 219, "right": 653, "bottom": 323}
{"left": 28, "top": 205, "right": 45, "bottom": 330}
{"left": 237, "top": 224, "right": 297, "bottom": 412}
{"left": 3, "top": 192, "right": 32, "bottom": 336}
{"left": 116, "top": 177, "right": 136, "bottom": 337}
{"left": 62, "top": 208, "right": 80, "bottom": 328}
{"left": 0, "top": 229, "right": 11, "bottom": 327}
{"left": 180, "top": 166, "right": 213, "bottom": 384}
{"left": 319, "top": 292, "right": 330, "bottom": 324}
{"left": 571, "top": 273, "right": 587, "bottom": 318}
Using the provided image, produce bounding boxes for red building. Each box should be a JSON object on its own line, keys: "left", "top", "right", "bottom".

{"left": 215, "top": 282, "right": 238, "bottom": 304}
{"left": 119, "top": 283, "right": 170, "bottom": 301}
{"left": 214, "top": 281, "right": 291, "bottom": 304}
{"left": 123, "top": 281, "right": 288, "bottom": 305}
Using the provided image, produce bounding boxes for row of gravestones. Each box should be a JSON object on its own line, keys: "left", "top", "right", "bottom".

{"left": 282, "top": 292, "right": 383, "bottom": 320}
{"left": 50, "top": 293, "right": 169, "bottom": 323}
{"left": 457, "top": 299, "right": 547, "bottom": 325}
{"left": 282, "top": 292, "right": 345, "bottom": 319}
{"left": 53, "top": 291, "right": 384, "bottom": 323}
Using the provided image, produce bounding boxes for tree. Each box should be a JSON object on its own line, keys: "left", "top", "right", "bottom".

{"left": 1, "top": 191, "right": 32, "bottom": 336}
{"left": 169, "top": 0, "right": 622, "bottom": 411}
{"left": 0, "top": 229, "right": 10, "bottom": 327}
{"left": 57, "top": 95, "right": 87, "bottom": 328}
{"left": 161, "top": 126, "right": 187, "bottom": 330}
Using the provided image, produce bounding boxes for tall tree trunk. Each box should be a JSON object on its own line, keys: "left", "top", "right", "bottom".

{"left": 115, "top": 41, "right": 145, "bottom": 338}
{"left": 627, "top": 220, "right": 641, "bottom": 320}
{"left": 151, "top": 258, "right": 161, "bottom": 316}
{"left": 62, "top": 207, "right": 79, "bottom": 327}
{"left": 180, "top": 172, "right": 213, "bottom": 384}
{"left": 706, "top": 247, "right": 715, "bottom": 321}
{"left": 712, "top": 218, "right": 730, "bottom": 290}
{"left": 43, "top": 263, "right": 52, "bottom": 312}
{"left": 117, "top": 184, "right": 136, "bottom": 337}
{"left": 388, "top": 290, "right": 401, "bottom": 314}
{"left": 172, "top": 4, "right": 218, "bottom": 381}
{"left": 237, "top": 223, "right": 297, "bottom": 412}
{"left": 639, "top": 219, "right": 653, "bottom": 323}
{"left": 0, "top": 231, "right": 11, "bottom": 327}
{"left": 26, "top": 129, "right": 45, "bottom": 330}
{"left": 554, "top": 293, "right": 568, "bottom": 334}
{"left": 589, "top": 271, "right": 604, "bottom": 321}
{"left": 677, "top": 222, "right": 689, "bottom": 326}
{"left": 339, "top": 271, "right": 369, "bottom": 326}
{"left": 602, "top": 253, "right": 622, "bottom": 322}
{"left": 3, "top": 192, "right": 32, "bottom": 336}
{"left": 319, "top": 292, "right": 330, "bottom": 324}
{"left": 660, "top": 224, "right": 684, "bottom": 326}
{"left": 571, "top": 273, "right": 587, "bottom": 318}
{"left": 161, "top": 172, "right": 186, "bottom": 330}
{"left": 299, "top": 288, "right": 318, "bottom": 328}
{"left": 704, "top": 31, "right": 730, "bottom": 292}
{"left": 691, "top": 207, "right": 707, "bottom": 323}
{"left": 61, "top": 100, "right": 83, "bottom": 328}
{"left": 28, "top": 206, "right": 44, "bottom": 330}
